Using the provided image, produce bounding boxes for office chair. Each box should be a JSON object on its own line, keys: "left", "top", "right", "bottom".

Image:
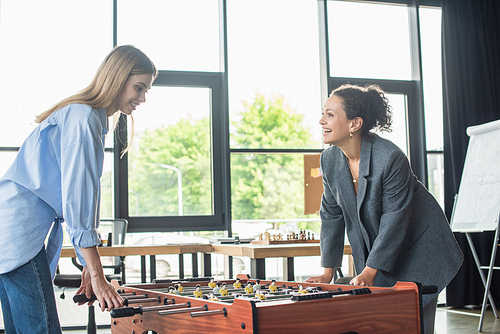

{"left": 100, "top": 218, "right": 128, "bottom": 283}
{"left": 53, "top": 219, "right": 128, "bottom": 334}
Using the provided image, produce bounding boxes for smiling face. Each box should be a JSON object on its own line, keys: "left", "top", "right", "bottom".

{"left": 116, "top": 73, "right": 154, "bottom": 116}
{"left": 319, "top": 95, "right": 352, "bottom": 146}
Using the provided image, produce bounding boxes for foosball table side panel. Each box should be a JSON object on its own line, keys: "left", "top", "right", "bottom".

{"left": 109, "top": 280, "right": 422, "bottom": 334}
{"left": 254, "top": 288, "right": 421, "bottom": 334}
{"left": 110, "top": 291, "right": 256, "bottom": 334}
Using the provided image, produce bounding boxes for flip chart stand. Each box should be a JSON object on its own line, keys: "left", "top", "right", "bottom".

{"left": 462, "top": 217, "right": 500, "bottom": 331}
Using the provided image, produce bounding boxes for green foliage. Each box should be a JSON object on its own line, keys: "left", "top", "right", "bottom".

{"left": 101, "top": 93, "right": 318, "bottom": 229}
{"left": 230, "top": 93, "right": 316, "bottom": 220}
{"left": 128, "top": 116, "right": 212, "bottom": 216}
{"left": 232, "top": 94, "right": 314, "bottom": 149}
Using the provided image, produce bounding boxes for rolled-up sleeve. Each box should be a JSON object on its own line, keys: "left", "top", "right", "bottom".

{"left": 60, "top": 110, "right": 105, "bottom": 266}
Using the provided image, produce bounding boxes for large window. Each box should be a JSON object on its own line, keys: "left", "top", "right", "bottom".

{"left": 420, "top": 6, "right": 445, "bottom": 207}
{"left": 0, "top": 0, "right": 444, "bottom": 235}
{"left": 116, "top": 0, "right": 221, "bottom": 72}
{"left": 127, "top": 86, "right": 213, "bottom": 217}
{"left": 227, "top": 0, "right": 323, "bottom": 238}
{"left": 115, "top": 1, "right": 228, "bottom": 232}
{"left": 0, "top": 0, "right": 112, "bottom": 174}
{"left": 325, "top": 1, "right": 442, "bottom": 185}
{"left": 328, "top": 1, "right": 412, "bottom": 81}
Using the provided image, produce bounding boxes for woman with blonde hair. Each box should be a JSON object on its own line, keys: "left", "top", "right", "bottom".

{"left": 0, "top": 45, "right": 157, "bottom": 333}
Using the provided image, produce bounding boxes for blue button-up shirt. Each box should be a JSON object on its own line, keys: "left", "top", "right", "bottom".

{"left": 0, "top": 104, "right": 108, "bottom": 276}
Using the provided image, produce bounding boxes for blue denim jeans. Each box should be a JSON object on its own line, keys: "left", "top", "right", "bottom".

{"left": 0, "top": 247, "right": 62, "bottom": 333}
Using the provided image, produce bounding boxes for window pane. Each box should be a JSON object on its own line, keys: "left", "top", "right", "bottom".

{"left": 327, "top": 1, "right": 412, "bottom": 80}
{"left": 0, "top": 0, "right": 112, "bottom": 147}
{"left": 427, "top": 153, "right": 445, "bottom": 208}
{"left": 117, "top": 0, "right": 220, "bottom": 72}
{"left": 227, "top": 0, "right": 322, "bottom": 149}
{"left": 377, "top": 94, "right": 408, "bottom": 155}
{"left": 0, "top": 152, "right": 17, "bottom": 178}
{"left": 230, "top": 153, "right": 318, "bottom": 223}
{"left": 128, "top": 87, "right": 212, "bottom": 216}
{"left": 420, "top": 7, "right": 444, "bottom": 151}
{"left": 100, "top": 152, "right": 114, "bottom": 219}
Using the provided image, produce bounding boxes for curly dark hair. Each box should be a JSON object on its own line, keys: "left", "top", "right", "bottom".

{"left": 331, "top": 84, "right": 392, "bottom": 133}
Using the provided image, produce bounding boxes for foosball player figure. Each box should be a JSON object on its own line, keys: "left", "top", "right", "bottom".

{"left": 177, "top": 281, "right": 184, "bottom": 292}
{"left": 173, "top": 284, "right": 181, "bottom": 295}
{"left": 219, "top": 282, "right": 229, "bottom": 296}
{"left": 253, "top": 279, "right": 262, "bottom": 291}
{"left": 193, "top": 284, "right": 203, "bottom": 298}
{"left": 208, "top": 277, "right": 216, "bottom": 288}
{"left": 254, "top": 288, "right": 266, "bottom": 300}
{"left": 244, "top": 282, "right": 253, "bottom": 294}
{"left": 212, "top": 281, "right": 221, "bottom": 294}
{"left": 233, "top": 277, "right": 242, "bottom": 289}
{"left": 268, "top": 279, "right": 278, "bottom": 292}
{"left": 297, "top": 284, "right": 308, "bottom": 294}
{"left": 168, "top": 286, "right": 175, "bottom": 294}
{"left": 208, "top": 292, "right": 219, "bottom": 302}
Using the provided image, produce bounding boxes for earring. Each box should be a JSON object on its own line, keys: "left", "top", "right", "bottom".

{"left": 349, "top": 132, "right": 353, "bottom": 139}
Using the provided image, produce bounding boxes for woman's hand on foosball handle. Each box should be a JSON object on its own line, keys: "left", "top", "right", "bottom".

{"left": 305, "top": 268, "right": 334, "bottom": 283}
{"left": 76, "top": 265, "right": 124, "bottom": 312}
{"left": 75, "top": 266, "right": 94, "bottom": 306}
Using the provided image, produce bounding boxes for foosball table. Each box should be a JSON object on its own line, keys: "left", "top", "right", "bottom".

{"left": 101, "top": 274, "right": 429, "bottom": 334}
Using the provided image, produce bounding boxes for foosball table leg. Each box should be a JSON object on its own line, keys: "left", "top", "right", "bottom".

{"left": 87, "top": 304, "right": 97, "bottom": 334}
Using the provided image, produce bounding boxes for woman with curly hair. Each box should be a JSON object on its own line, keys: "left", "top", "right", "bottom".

{"left": 306, "top": 84, "right": 463, "bottom": 333}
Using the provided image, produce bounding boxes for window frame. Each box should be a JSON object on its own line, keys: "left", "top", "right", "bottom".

{"left": 114, "top": 71, "right": 230, "bottom": 233}
{"left": 0, "top": 0, "right": 443, "bottom": 233}
{"left": 112, "top": 0, "right": 231, "bottom": 233}
{"left": 319, "top": 0, "right": 435, "bottom": 184}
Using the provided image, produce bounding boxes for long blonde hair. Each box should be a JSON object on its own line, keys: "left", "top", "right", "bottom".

{"left": 35, "top": 45, "right": 157, "bottom": 154}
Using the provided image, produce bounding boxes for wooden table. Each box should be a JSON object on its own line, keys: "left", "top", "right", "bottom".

{"left": 61, "top": 244, "right": 212, "bottom": 283}
{"left": 210, "top": 243, "right": 352, "bottom": 281}
{"left": 61, "top": 243, "right": 352, "bottom": 283}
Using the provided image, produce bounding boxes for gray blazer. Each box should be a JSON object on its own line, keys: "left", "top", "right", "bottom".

{"left": 319, "top": 133, "right": 463, "bottom": 305}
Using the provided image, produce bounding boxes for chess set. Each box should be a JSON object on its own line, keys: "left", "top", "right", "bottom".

{"left": 251, "top": 229, "right": 319, "bottom": 245}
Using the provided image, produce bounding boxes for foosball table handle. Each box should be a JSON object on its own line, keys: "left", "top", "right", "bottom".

{"left": 73, "top": 294, "right": 116, "bottom": 308}
{"left": 421, "top": 285, "right": 438, "bottom": 295}
{"left": 73, "top": 294, "right": 97, "bottom": 304}
{"left": 111, "top": 306, "right": 143, "bottom": 318}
